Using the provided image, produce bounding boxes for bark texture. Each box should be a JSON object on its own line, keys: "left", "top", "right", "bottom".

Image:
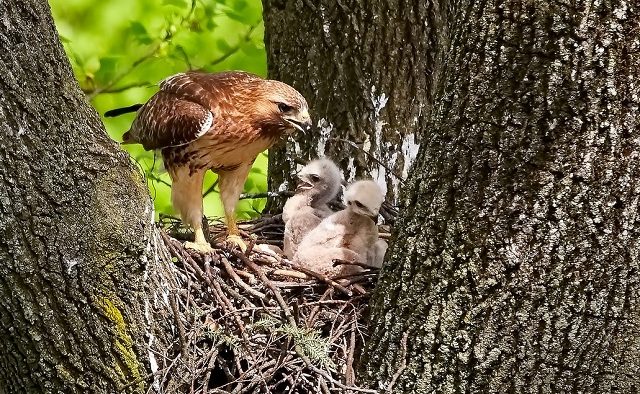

{"left": 0, "top": 1, "right": 173, "bottom": 392}
{"left": 365, "top": 1, "right": 640, "bottom": 393}
{"left": 262, "top": 0, "right": 444, "bottom": 205}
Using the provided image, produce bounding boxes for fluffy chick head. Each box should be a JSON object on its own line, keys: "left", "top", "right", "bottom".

{"left": 296, "top": 158, "right": 342, "bottom": 203}
{"left": 344, "top": 180, "right": 384, "bottom": 219}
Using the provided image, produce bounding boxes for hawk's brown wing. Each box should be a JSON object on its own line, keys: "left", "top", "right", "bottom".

{"left": 125, "top": 92, "right": 213, "bottom": 150}
{"left": 123, "top": 71, "right": 261, "bottom": 150}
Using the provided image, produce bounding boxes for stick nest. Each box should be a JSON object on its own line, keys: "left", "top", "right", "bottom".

{"left": 151, "top": 214, "right": 382, "bottom": 393}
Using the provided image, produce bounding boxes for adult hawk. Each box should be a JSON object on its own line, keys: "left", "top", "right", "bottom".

{"left": 122, "top": 71, "right": 311, "bottom": 251}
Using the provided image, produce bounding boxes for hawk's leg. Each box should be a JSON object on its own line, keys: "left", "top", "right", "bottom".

{"left": 184, "top": 228, "right": 214, "bottom": 253}
{"left": 218, "top": 163, "right": 253, "bottom": 251}
{"left": 170, "top": 168, "right": 213, "bottom": 253}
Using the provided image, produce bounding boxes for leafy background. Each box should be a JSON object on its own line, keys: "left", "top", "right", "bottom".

{"left": 50, "top": 0, "right": 269, "bottom": 219}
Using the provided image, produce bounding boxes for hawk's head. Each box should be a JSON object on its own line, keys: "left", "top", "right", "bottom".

{"left": 250, "top": 80, "right": 312, "bottom": 135}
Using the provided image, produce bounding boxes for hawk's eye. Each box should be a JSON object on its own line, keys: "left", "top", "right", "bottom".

{"left": 278, "top": 103, "right": 293, "bottom": 113}
{"left": 310, "top": 174, "right": 320, "bottom": 182}
{"left": 354, "top": 201, "right": 365, "bottom": 209}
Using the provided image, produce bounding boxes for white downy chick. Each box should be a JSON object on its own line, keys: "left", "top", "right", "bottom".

{"left": 294, "top": 180, "right": 385, "bottom": 278}
{"left": 367, "top": 239, "right": 388, "bottom": 268}
{"left": 282, "top": 158, "right": 342, "bottom": 258}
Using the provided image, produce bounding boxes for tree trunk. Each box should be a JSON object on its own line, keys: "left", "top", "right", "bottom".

{"left": 364, "top": 1, "right": 640, "bottom": 393}
{"left": 0, "top": 1, "right": 174, "bottom": 392}
{"left": 262, "top": 0, "right": 443, "bottom": 206}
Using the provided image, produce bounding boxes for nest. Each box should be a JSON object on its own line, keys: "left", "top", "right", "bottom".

{"left": 151, "top": 215, "right": 382, "bottom": 393}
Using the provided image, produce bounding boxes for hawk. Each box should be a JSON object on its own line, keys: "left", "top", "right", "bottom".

{"left": 122, "top": 71, "right": 311, "bottom": 251}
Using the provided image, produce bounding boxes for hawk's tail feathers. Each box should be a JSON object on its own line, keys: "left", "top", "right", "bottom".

{"left": 104, "top": 103, "right": 143, "bottom": 117}
{"left": 121, "top": 131, "right": 135, "bottom": 145}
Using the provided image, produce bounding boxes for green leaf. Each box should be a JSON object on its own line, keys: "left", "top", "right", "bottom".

{"left": 128, "top": 21, "right": 152, "bottom": 44}
{"left": 216, "top": 38, "right": 232, "bottom": 53}
{"left": 94, "top": 56, "right": 119, "bottom": 85}
{"left": 163, "top": 0, "right": 188, "bottom": 8}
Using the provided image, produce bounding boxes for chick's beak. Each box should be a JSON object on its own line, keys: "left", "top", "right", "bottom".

{"left": 295, "top": 176, "right": 313, "bottom": 192}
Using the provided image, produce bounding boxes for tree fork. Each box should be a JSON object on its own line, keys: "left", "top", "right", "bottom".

{"left": 262, "top": 0, "right": 446, "bottom": 207}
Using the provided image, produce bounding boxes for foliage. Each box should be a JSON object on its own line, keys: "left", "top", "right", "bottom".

{"left": 252, "top": 315, "right": 335, "bottom": 369}
{"left": 50, "top": 0, "right": 268, "bottom": 219}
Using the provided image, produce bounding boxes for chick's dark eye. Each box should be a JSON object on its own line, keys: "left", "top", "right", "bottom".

{"left": 354, "top": 201, "right": 365, "bottom": 209}
{"left": 278, "top": 103, "right": 293, "bottom": 113}
{"left": 310, "top": 174, "right": 320, "bottom": 182}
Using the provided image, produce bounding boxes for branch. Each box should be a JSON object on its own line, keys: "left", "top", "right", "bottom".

{"left": 209, "top": 24, "right": 259, "bottom": 67}
{"left": 328, "top": 137, "right": 405, "bottom": 182}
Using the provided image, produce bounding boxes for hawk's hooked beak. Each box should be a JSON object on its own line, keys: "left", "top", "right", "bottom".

{"left": 285, "top": 109, "right": 312, "bottom": 133}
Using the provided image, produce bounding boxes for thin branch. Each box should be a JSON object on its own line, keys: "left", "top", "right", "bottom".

{"left": 386, "top": 331, "right": 409, "bottom": 394}
{"left": 209, "top": 24, "right": 259, "bottom": 67}
{"left": 84, "top": 81, "right": 152, "bottom": 95}
{"left": 328, "top": 137, "right": 405, "bottom": 182}
{"left": 202, "top": 180, "right": 219, "bottom": 198}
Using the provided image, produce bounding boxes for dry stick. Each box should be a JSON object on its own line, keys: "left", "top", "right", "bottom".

{"left": 284, "top": 262, "right": 353, "bottom": 296}
{"left": 307, "top": 288, "right": 334, "bottom": 328}
{"left": 207, "top": 272, "right": 270, "bottom": 393}
{"left": 250, "top": 249, "right": 353, "bottom": 297}
{"left": 160, "top": 353, "right": 184, "bottom": 390}
{"left": 251, "top": 255, "right": 280, "bottom": 266}
{"left": 232, "top": 249, "right": 298, "bottom": 329}
{"left": 209, "top": 270, "right": 255, "bottom": 309}
{"left": 332, "top": 258, "right": 380, "bottom": 270}
{"left": 202, "top": 347, "right": 220, "bottom": 394}
{"left": 330, "top": 302, "right": 359, "bottom": 343}
{"left": 386, "top": 332, "right": 409, "bottom": 394}
{"left": 165, "top": 235, "right": 262, "bottom": 390}
{"left": 234, "top": 359, "right": 280, "bottom": 394}
{"left": 319, "top": 376, "right": 331, "bottom": 394}
{"left": 220, "top": 257, "right": 266, "bottom": 300}
{"left": 271, "top": 269, "right": 309, "bottom": 280}
{"left": 233, "top": 267, "right": 256, "bottom": 284}
{"left": 328, "top": 137, "right": 405, "bottom": 183}
{"left": 345, "top": 320, "right": 357, "bottom": 387}
{"left": 169, "top": 290, "right": 188, "bottom": 357}
{"left": 297, "top": 352, "right": 378, "bottom": 394}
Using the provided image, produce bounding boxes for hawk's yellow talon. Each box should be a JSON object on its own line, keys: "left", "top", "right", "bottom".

{"left": 226, "top": 234, "right": 247, "bottom": 252}
{"left": 184, "top": 241, "right": 214, "bottom": 254}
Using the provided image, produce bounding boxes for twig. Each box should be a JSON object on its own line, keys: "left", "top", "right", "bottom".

{"left": 332, "top": 258, "right": 380, "bottom": 270}
{"left": 220, "top": 257, "right": 266, "bottom": 300}
{"left": 209, "top": 24, "right": 259, "bottom": 67}
{"left": 283, "top": 261, "right": 353, "bottom": 296}
{"left": 86, "top": 81, "right": 152, "bottom": 95}
{"left": 271, "top": 269, "right": 309, "bottom": 280}
{"left": 345, "top": 320, "right": 356, "bottom": 386}
{"left": 386, "top": 332, "right": 409, "bottom": 394}
{"left": 239, "top": 190, "right": 293, "bottom": 200}
{"left": 232, "top": 249, "right": 298, "bottom": 329}
{"left": 201, "top": 346, "right": 220, "bottom": 394}
{"left": 328, "top": 137, "right": 405, "bottom": 182}
{"left": 170, "top": 290, "right": 188, "bottom": 357}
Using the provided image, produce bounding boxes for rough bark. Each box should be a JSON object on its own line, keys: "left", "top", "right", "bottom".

{"left": 365, "top": 1, "right": 640, "bottom": 393}
{"left": 262, "top": 0, "right": 444, "bottom": 205}
{"left": 0, "top": 1, "right": 174, "bottom": 392}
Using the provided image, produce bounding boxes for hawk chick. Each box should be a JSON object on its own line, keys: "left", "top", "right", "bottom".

{"left": 294, "top": 180, "right": 384, "bottom": 278}
{"left": 123, "top": 71, "right": 311, "bottom": 252}
{"left": 282, "top": 158, "right": 342, "bottom": 258}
